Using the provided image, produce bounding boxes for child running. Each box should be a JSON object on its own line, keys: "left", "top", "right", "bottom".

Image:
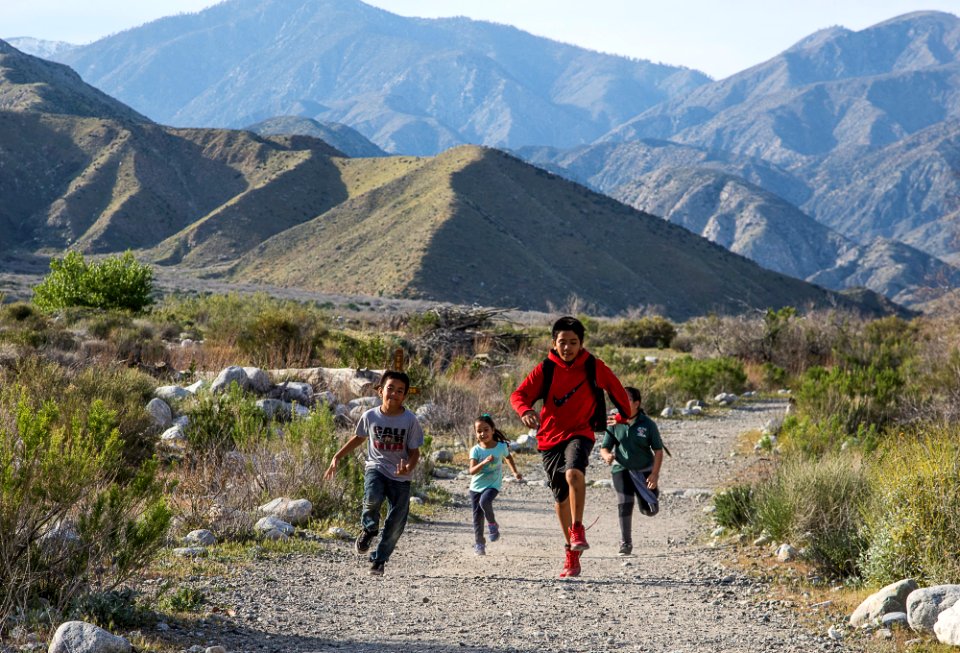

{"left": 599, "top": 387, "right": 664, "bottom": 556}
{"left": 467, "top": 414, "right": 523, "bottom": 555}
{"left": 511, "top": 316, "right": 631, "bottom": 577}
{"left": 324, "top": 370, "right": 424, "bottom": 576}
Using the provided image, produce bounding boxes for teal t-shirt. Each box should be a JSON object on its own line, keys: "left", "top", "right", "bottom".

{"left": 469, "top": 442, "right": 511, "bottom": 492}
{"left": 601, "top": 413, "right": 663, "bottom": 474}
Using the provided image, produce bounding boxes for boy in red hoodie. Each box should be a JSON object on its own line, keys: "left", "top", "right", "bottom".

{"left": 511, "top": 316, "right": 631, "bottom": 578}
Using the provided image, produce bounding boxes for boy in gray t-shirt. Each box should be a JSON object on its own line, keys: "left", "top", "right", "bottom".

{"left": 325, "top": 370, "right": 424, "bottom": 576}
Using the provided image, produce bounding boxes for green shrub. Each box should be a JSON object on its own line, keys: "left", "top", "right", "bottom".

{"left": 713, "top": 484, "right": 755, "bottom": 530}
{"left": 184, "top": 386, "right": 268, "bottom": 453}
{"left": 71, "top": 588, "right": 153, "bottom": 630}
{"left": 4, "top": 357, "right": 158, "bottom": 468}
{"left": 32, "top": 251, "right": 154, "bottom": 312}
{"left": 664, "top": 356, "right": 746, "bottom": 401}
{"left": 791, "top": 363, "right": 904, "bottom": 450}
{"left": 598, "top": 316, "right": 677, "bottom": 348}
{"left": 336, "top": 332, "right": 391, "bottom": 369}
{"left": 158, "top": 586, "right": 205, "bottom": 613}
{"left": 154, "top": 292, "right": 328, "bottom": 367}
{"left": 753, "top": 454, "right": 869, "bottom": 579}
{"left": 275, "top": 407, "right": 365, "bottom": 519}
{"left": 0, "top": 392, "right": 170, "bottom": 620}
{"left": 860, "top": 430, "right": 960, "bottom": 586}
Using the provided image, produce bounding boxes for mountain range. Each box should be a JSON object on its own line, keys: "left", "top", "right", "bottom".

{"left": 0, "top": 37, "right": 889, "bottom": 320}
{"left": 5, "top": 4, "right": 960, "bottom": 314}
{"left": 48, "top": 0, "right": 708, "bottom": 156}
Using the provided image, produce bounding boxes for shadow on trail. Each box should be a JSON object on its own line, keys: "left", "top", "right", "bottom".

{"left": 199, "top": 621, "right": 543, "bottom": 653}
{"left": 409, "top": 573, "right": 734, "bottom": 589}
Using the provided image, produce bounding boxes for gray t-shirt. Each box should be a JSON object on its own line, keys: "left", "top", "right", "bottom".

{"left": 355, "top": 406, "right": 425, "bottom": 481}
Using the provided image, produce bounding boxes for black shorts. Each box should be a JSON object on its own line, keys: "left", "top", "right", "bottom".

{"left": 541, "top": 435, "right": 594, "bottom": 504}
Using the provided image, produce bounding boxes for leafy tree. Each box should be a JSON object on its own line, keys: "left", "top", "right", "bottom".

{"left": 32, "top": 251, "right": 154, "bottom": 312}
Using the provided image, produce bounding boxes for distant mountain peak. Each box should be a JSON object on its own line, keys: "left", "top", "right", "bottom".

{"left": 54, "top": 0, "right": 710, "bottom": 154}
{"left": 0, "top": 40, "right": 149, "bottom": 122}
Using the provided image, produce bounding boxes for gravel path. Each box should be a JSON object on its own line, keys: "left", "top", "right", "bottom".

{"left": 190, "top": 399, "right": 860, "bottom": 653}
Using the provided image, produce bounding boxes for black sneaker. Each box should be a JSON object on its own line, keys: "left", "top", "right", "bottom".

{"left": 369, "top": 560, "right": 385, "bottom": 576}
{"left": 355, "top": 529, "right": 376, "bottom": 555}
{"left": 618, "top": 542, "right": 633, "bottom": 556}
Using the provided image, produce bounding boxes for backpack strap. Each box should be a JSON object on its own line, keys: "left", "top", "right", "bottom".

{"left": 535, "top": 358, "right": 555, "bottom": 405}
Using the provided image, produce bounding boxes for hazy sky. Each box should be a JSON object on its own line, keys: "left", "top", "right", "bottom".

{"left": 3, "top": 0, "right": 959, "bottom": 78}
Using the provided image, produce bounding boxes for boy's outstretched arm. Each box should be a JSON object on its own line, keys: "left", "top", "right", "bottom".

{"left": 324, "top": 435, "right": 365, "bottom": 480}
{"left": 511, "top": 362, "right": 544, "bottom": 428}
{"left": 596, "top": 359, "right": 632, "bottom": 419}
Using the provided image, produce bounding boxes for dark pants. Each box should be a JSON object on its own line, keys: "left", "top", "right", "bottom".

{"left": 361, "top": 469, "right": 411, "bottom": 564}
{"left": 612, "top": 469, "right": 657, "bottom": 544}
{"left": 470, "top": 488, "right": 499, "bottom": 544}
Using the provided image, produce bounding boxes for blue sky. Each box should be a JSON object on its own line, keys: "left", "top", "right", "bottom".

{"left": 3, "top": 0, "right": 958, "bottom": 78}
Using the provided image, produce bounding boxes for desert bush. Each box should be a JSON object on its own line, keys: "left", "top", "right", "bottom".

{"left": 155, "top": 292, "right": 330, "bottom": 368}
{"left": 183, "top": 386, "right": 268, "bottom": 453}
{"left": 0, "top": 392, "right": 170, "bottom": 624}
{"left": 860, "top": 430, "right": 960, "bottom": 586}
{"left": 0, "top": 302, "right": 76, "bottom": 351}
{"left": 663, "top": 355, "right": 746, "bottom": 401}
{"left": 336, "top": 332, "right": 392, "bottom": 369}
{"left": 2, "top": 357, "right": 158, "bottom": 468}
{"left": 594, "top": 316, "right": 677, "bottom": 348}
{"left": 753, "top": 454, "right": 869, "bottom": 579}
{"left": 677, "top": 308, "right": 854, "bottom": 375}
{"left": 712, "top": 484, "right": 756, "bottom": 530}
{"left": 32, "top": 251, "right": 154, "bottom": 313}
{"left": 70, "top": 588, "right": 153, "bottom": 630}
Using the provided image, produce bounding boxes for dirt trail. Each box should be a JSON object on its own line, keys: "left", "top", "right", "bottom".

{"left": 197, "top": 399, "right": 857, "bottom": 653}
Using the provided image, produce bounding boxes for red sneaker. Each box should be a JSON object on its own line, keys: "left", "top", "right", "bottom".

{"left": 559, "top": 547, "right": 582, "bottom": 578}
{"left": 569, "top": 522, "right": 590, "bottom": 551}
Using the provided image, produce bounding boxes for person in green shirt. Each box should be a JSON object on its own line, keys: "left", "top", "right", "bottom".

{"left": 599, "top": 386, "right": 664, "bottom": 556}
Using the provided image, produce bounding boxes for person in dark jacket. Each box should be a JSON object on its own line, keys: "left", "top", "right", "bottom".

{"left": 511, "top": 316, "right": 631, "bottom": 578}
{"left": 600, "top": 386, "right": 664, "bottom": 557}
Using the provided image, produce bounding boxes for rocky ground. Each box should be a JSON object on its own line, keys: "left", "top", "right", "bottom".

{"left": 166, "top": 399, "right": 862, "bottom": 653}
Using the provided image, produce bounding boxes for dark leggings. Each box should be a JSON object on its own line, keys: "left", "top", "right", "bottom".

{"left": 612, "top": 469, "right": 649, "bottom": 545}
{"left": 470, "top": 488, "right": 499, "bottom": 544}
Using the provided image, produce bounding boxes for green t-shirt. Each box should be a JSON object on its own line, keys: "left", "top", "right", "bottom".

{"left": 601, "top": 412, "right": 663, "bottom": 474}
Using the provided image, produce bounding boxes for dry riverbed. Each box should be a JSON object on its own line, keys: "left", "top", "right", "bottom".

{"left": 161, "top": 399, "right": 862, "bottom": 653}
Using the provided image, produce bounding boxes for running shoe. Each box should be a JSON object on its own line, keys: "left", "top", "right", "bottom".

{"left": 369, "top": 560, "right": 385, "bottom": 576}
{"left": 618, "top": 542, "right": 633, "bottom": 556}
{"left": 487, "top": 522, "right": 500, "bottom": 542}
{"left": 559, "top": 547, "right": 582, "bottom": 578}
{"left": 355, "top": 529, "right": 376, "bottom": 555}
{"left": 569, "top": 522, "right": 590, "bottom": 551}
{"left": 474, "top": 543, "right": 486, "bottom": 556}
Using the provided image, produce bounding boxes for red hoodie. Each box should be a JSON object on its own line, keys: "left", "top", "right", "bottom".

{"left": 511, "top": 349, "right": 631, "bottom": 451}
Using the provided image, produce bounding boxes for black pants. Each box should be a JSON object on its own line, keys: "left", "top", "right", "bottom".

{"left": 612, "top": 469, "right": 656, "bottom": 544}
{"left": 470, "top": 488, "right": 499, "bottom": 544}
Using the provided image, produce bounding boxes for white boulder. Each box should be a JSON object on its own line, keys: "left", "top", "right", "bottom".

{"left": 258, "top": 497, "right": 313, "bottom": 525}
{"left": 211, "top": 366, "right": 247, "bottom": 394}
{"left": 183, "top": 529, "right": 217, "bottom": 547}
{"left": 243, "top": 367, "right": 272, "bottom": 394}
{"left": 908, "top": 585, "right": 960, "bottom": 632}
{"left": 254, "top": 516, "right": 294, "bottom": 539}
{"left": 145, "top": 398, "right": 172, "bottom": 429}
{"left": 850, "top": 579, "right": 918, "bottom": 627}
{"left": 48, "top": 621, "right": 131, "bottom": 653}
{"left": 934, "top": 603, "right": 960, "bottom": 646}
{"left": 154, "top": 385, "right": 190, "bottom": 402}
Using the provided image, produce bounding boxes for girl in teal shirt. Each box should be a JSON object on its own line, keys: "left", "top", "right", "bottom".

{"left": 468, "top": 414, "right": 523, "bottom": 555}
